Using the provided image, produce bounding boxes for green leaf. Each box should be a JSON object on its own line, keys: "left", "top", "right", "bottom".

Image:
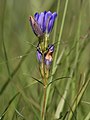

{"left": 32, "top": 76, "right": 44, "bottom": 86}
{"left": 47, "top": 76, "right": 70, "bottom": 87}
{"left": 84, "top": 112, "right": 90, "bottom": 120}
{"left": 68, "top": 79, "right": 90, "bottom": 120}
{"left": 0, "top": 93, "right": 19, "bottom": 119}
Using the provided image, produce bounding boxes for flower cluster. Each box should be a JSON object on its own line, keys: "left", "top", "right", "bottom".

{"left": 29, "top": 11, "right": 57, "bottom": 68}
{"left": 37, "top": 44, "right": 54, "bottom": 68}
{"left": 29, "top": 11, "right": 57, "bottom": 119}
{"left": 29, "top": 11, "right": 57, "bottom": 37}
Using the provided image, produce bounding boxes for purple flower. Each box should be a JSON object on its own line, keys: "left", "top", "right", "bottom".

{"left": 37, "top": 49, "right": 42, "bottom": 62}
{"left": 29, "top": 11, "right": 57, "bottom": 37}
{"left": 48, "top": 44, "right": 54, "bottom": 52}
{"left": 45, "top": 45, "right": 54, "bottom": 67}
{"left": 37, "top": 44, "right": 54, "bottom": 67}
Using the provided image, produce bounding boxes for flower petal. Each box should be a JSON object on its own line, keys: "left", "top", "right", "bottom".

{"left": 45, "top": 60, "right": 52, "bottom": 66}
{"left": 44, "top": 11, "right": 52, "bottom": 33}
{"left": 48, "top": 12, "right": 57, "bottom": 33}
{"left": 37, "top": 50, "right": 42, "bottom": 62}
{"left": 34, "top": 12, "right": 39, "bottom": 21}
{"left": 29, "top": 16, "right": 43, "bottom": 37}
{"left": 37, "top": 12, "right": 45, "bottom": 32}
{"left": 48, "top": 44, "right": 54, "bottom": 52}
{"left": 29, "top": 11, "right": 57, "bottom": 36}
{"left": 42, "top": 11, "right": 47, "bottom": 32}
{"left": 45, "top": 55, "right": 52, "bottom": 68}
{"left": 52, "top": 12, "right": 57, "bottom": 19}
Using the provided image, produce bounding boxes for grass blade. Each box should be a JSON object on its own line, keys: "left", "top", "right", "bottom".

{"left": 0, "top": 92, "right": 19, "bottom": 119}
{"left": 44, "top": 0, "right": 69, "bottom": 117}
{"left": 15, "top": 108, "right": 26, "bottom": 120}
{"left": 52, "top": 0, "right": 60, "bottom": 44}
{"left": 84, "top": 112, "right": 90, "bottom": 120}
{"left": 47, "top": 77, "right": 70, "bottom": 87}
{"left": 32, "top": 76, "right": 44, "bottom": 86}
{"left": 68, "top": 78, "right": 90, "bottom": 120}
{"left": 0, "top": 48, "right": 31, "bottom": 95}
{"left": 53, "top": 0, "right": 69, "bottom": 69}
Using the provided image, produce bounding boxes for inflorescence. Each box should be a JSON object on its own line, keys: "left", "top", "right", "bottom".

{"left": 29, "top": 11, "right": 57, "bottom": 70}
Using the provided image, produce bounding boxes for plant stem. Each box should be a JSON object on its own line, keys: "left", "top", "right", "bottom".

{"left": 40, "top": 33, "right": 49, "bottom": 120}
{"left": 41, "top": 53, "right": 47, "bottom": 120}
{"left": 42, "top": 85, "right": 47, "bottom": 120}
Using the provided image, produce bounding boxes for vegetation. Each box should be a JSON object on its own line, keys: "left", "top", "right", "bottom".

{"left": 0, "top": 0, "right": 90, "bottom": 120}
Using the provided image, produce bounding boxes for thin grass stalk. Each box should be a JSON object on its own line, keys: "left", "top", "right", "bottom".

{"left": 0, "top": 0, "right": 33, "bottom": 95}
{"left": 55, "top": 13, "right": 81, "bottom": 117}
{"left": 44, "top": 0, "right": 69, "bottom": 117}
{"left": 14, "top": 108, "right": 25, "bottom": 120}
{"left": 54, "top": 86, "right": 76, "bottom": 120}
{"left": 68, "top": 78, "right": 90, "bottom": 120}
{"left": 84, "top": 112, "right": 90, "bottom": 120}
{"left": 52, "top": 0, "right": 69, "bottom": 72}
{"left": 71, "top": 3, "right": 83, "bottom": 119}
{"left": 0, "top": 48, "right": 31, "bottom": 94}
{"left": 55, "top": 70, "right": 76, "bottom": 119}
{"left": 55, "top": 86, "right": 68, "bottom": 119}
{"left": 54, "top": 2, "right": 82, "bottom": 118}
{"left": 1, "top": 0, "right": 12, "bottom": 86}
{"left": 1, "top": 0, "right": 12, "bottom": 77}
{"left": 52, "top": 0, "right": 60, "bottom": 44}
{"left": 52, "top": 48, "right": 65, "bottom": 76}
{"left": 0, "top": 92, "right": 19, "bottom": 119}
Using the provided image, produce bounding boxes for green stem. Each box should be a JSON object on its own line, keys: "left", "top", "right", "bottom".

{"left": 53, "top": 0, "right": 69, "bottom": 70}
{"left": 40, "top": 53, "right": 47, "bottom": 120}
{"left": 40, "top": 33, "right": 49, "bottom": 120}
{"left": 42, "top": 85, "right": 47, "bottom": 120}
{"left": 44, "top": 34, "right": 49, "bottom": 49}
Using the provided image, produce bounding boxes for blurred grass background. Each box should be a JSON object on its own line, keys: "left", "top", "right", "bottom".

{"left": 0, "top": 0, "right": 90, "bottom": 120}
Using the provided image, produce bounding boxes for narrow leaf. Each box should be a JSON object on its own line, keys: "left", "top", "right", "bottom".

{"left": 68, "top": 79, "right": 90, "bottom": 120}
{"left": 84, "top": 112, "right": 90, "bottom": 120}
{"left": 47, "top": 77, "right": 70, "bottom": 87}
{"left": 0, "top": 92, "right": 19, "bottom": 119}
{"left": 32, "top": 76, "right": 44, "bottom": 86}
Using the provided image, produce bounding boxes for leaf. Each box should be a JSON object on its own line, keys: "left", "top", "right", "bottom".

{"left": 0, "top": 93, "right": 19, "bottom": 119}
{"left": 32, "top": 76, "right": 44, "bottom": 86}
{"left": 84, "top": 112, "right": 90, "bottom": 120}
{"left": 47, "top": 77, "right": 70, "bottom": 87}
{"left": 15, "top": 108, "right": 26, "bottom": 120}
{"left": 68, "top": 79, "right": 90, "bottom": 120}
{"left": 54, "top": 84, "right": 76, "bottom": 120}
{"left": 0, "top": 48, "right": 31, "bottom": 95}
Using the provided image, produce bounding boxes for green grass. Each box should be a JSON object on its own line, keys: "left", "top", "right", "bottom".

{"left": 0, "top": 0, "right": 90, "bottom": 120}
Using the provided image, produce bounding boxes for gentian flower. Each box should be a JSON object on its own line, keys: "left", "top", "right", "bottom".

{"left": 45, "top": 45, "right": 54, "bottom": 67}
{"left": 29, "top": 11, "right": 57, "bottom": 37}
{"left": 37, "top": 44, "right": 54, "bottom": 67}
{"left": 37, "top": 48, "right": 42, "bottom": 62}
